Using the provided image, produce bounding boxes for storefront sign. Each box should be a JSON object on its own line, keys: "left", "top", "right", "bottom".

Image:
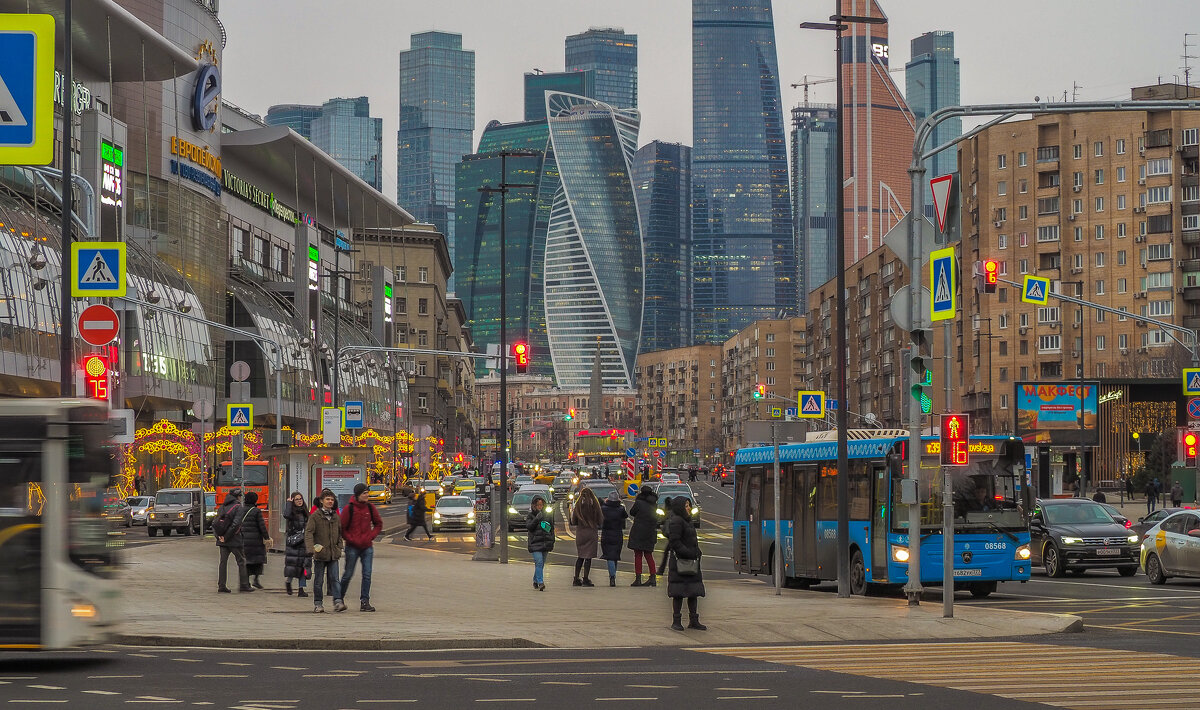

{"left": 222, "top": 169, "right": 300, "bottom": 224}
{"left": 1014, "top": 381, "right": 1099, "bottom": 447}
{"left": 100, "top": 140, "right": 123, "bottom": 207}
{"left": 191, "top": 63, "right": 221, "bottom": 132}
{"left": 169, "top": 135, "right": 221, "bottom": 177}
{"left": 54, "top": 70, "right": 91, "bottom": 115}
{"left": 169, "top": 159, "right": 221, "bottom": 197}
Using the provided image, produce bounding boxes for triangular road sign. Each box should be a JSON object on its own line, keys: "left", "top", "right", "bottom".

{"left": 802, "top": 395, "right": 821, "bottom": 413}
{"left": 231, "top": 408, "right": 249, "bottom": 427}
{"left": 0, "top": 72, "right": 29, "bottom": 127}
{"left": 934, "top": 263, "right": 952, "bottom": 304}
{"left": 80, "top": 252, "right": 118, "bottom": 285}
{"left": 1027, "top": 281, "right": 1044, "bottom": 300}
{"left": 930, "top": 174, "right": 954, "bottom": 233}
{"left": 1190, "top": 372, "right": 1200, "bottom": 392}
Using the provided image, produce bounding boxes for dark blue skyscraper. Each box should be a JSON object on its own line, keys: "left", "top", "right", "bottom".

{"left": 265, "top": 104, "right": 322, "bottom": 139}
{"left": 310, "top": 97, "right": 383, "bottom": 191}
{"left": 399, "top": 31, "right": 475, "bottom": 253}
{"left": 791, "top": 105, "right": 838, "bottom": 301}
{"left": 565, "top": 28, "right": 637, "bottom": 109}
{"left": 691, "top": 0, "right": 793, "bottom": 344}
{"left": 906, "top": 30, "right": 961, "bottom": 215}
{"left": 632, "top": 141, "right": 691, "bottom": 351}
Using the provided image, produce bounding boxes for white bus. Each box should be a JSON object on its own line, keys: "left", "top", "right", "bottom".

{"left": 0, "top": 399, "right": 119, "bottom": 649}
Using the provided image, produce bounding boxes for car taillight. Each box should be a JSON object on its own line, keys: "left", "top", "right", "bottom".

{"left": 1125, "top": 520, "right": 1132, "bottom": 529}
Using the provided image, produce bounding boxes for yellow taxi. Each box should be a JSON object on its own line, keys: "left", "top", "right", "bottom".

{"left": 366, "top": 483, "right": 393, "bottom": 505}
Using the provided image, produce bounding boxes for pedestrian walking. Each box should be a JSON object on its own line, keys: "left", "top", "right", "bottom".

{"left": 570, "top": 487, "right": 602, "bottom": 587}
{"left": 339, "top": 483, "right": 384, "bottom": 612}
{"left": 658, "top": 496, "right": 673, "bottom": 575}
{"left": 1125, "top": 475, "right": 1135, "bottom": 504}
{"left": 404, "top": 489, "right": 433, "bottom": 541}
{"left": 1171, "top": 480, "right": 1184, "bottom": 508}
{"left": 600, "top": 490, "right": 629, "bottom": 586}
{"left": 665, "top": 496, "right": 706, "bottom": 631}
{"left": 1148, "top": 477, "right": 1160, "bottom": 514}
{"left": 627, "top": 487, "right": 659, "bottom": 587}
{"left": 213, "top": 489, "right": 251, "bottom": 593}
{"left": 283, "top": 491, "right": 311, "bottom": 597}
{"left": 240, "top": 491, "right": 270, "bottom": 589}
{"left": 304, "top": 488, "right": 345, "bottom": 613}
{"left": 1092, "top": 490, "right": 1107, "bottom": 503}
{"left": 527, "top": 496, "right": 554, "bottom": 591}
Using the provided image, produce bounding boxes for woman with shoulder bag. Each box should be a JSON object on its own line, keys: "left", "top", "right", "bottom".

{"left": 283, "top": 491, "right": 312, "bottom": 597}
{"left": 241, "top": 491, "right": 271, "bottom": 589}
{"left": 665, "top": 496, "right": 705, "bottom": 632}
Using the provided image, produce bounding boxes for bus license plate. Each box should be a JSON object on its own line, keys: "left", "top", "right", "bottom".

{"left": 952, "top": 569, "right": 982, "bottom": 577}
{"left": 1096, "top": 548, "right": 1120, "bottom": 556}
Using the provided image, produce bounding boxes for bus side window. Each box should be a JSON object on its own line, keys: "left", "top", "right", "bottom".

{"left": 733, "top": 466, "right": 752, "bottom": 520}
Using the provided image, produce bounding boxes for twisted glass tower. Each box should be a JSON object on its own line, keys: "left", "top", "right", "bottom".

{"left": 691, "top": 0, "right": 794, "bottom": 344}
{"left": 543, "top": 92, "right": 643, "bottom": 390}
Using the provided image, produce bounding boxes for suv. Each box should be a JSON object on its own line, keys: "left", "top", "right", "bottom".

{"left": 1030, "top": 498, "right": 1139, "bottom": 577}
{"left": 148, "top": 487, "right": 204, "bottom": 537}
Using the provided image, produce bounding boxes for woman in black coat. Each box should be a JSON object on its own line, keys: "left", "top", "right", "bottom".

{"left": 283, "top": 491, "right": 312, "bottom": 597}
{"left": 599, "top": 491, "right": 629, "bottom": 587}
{"left": 241, "top": 491, "right": 271, "bottom": 589}
{"left": 665, "top": 496, "right": 705, "bottom": 632}
{"left": 626, "top": 487, "right": 659, "bottom": 587}
{"left": 527, "top": 496, "right": 554, "bottom": 591}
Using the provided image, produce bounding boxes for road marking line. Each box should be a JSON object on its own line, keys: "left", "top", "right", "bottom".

{"left": 355, "top": 702, "right": 418, "bottom": 705}
{"left": 842, "top": 695, "right": 903, "bottom": 699}
{"left": 193, "top": 675, "right": 249, "bottom": 678}
{"left": 170, "top": 658, "right": 202, "bottom": 663}
{"left": 809, "top": 691, "right": 863, "bottom": 694}
{"left": 595, "top": 699, "right": 657, "bottom": 702}
{"left": 465, "top": 678, "right": 509, "bottom": 683}
{"left": 541, "top": 682, "right": 589, "bottom": 686}
{"left": 87, "top": 676, "right": 142, "bottom": 679}
{"left": 270, "top": 667, "right": 306, "bottom": 671}
{"left": 5, "top": 701, "right": 68, "bottom": 704}
{"left": 626, "top": 685, "right": 675, "bottom": 689}
{"left": 715, "top": 688, "right": 769, "bottom": 692}
{"left": 1087, "top": 624, "right": 1200, "bottom": 636}
{"left": 127, "top": 653, "right": 158, "bottom": 658}
{"left": 25, "top": 686, "right": 64, "bottom": 691}
{"left": 474, "top": 700, "right": 536, "bottom": 704}
{"left": 716, "top": 697, "right": 779, "bottom": 701}
{"left": 81, "top": 691, "right": 120, "bottom": 696}
{"left": 218, "top": 662, "right": 253, "bottom": 666}
{"left": 394, "top": 670, "right": 783, "bottom": 679}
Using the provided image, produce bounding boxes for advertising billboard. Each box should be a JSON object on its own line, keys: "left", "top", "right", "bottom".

{"left": 1014, "top": 381, "right": 1099, "bottom": 446}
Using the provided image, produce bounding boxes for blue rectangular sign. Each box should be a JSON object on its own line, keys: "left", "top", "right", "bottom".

{"left": 344, "top": 400, "right": 364, "bottom": 429}
{"left": 930, "top": 246, "right": 956, "bottom": 321}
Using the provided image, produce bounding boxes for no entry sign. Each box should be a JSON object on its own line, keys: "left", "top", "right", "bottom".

{"left": 77, "top": 303, "right": 120, "bottom": 346}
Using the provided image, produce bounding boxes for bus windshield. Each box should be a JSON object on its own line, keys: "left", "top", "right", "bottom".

{"left": 216, "top": 463, "right": 268, "bottom": 486}
{"left": 895, "top": 448, "right": 1026, "bottom": 533}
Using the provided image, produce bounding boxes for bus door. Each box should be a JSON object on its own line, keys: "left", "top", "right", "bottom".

{"left": 733, "top": 466, "right": 765, "bottom": 573}
{"left": 0, "top": 445, "right": 41, "bottom": 646}
{"left": 793, "top": 463, "right": 819, "bottom": 578}
{"left": 747, "top": 468, "right": 765, "bottom": 572}
{"left": 870, "top": 463, "right": 890, "bottom": 581}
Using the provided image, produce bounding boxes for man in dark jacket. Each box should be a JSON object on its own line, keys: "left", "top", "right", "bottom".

{"left": 1171, "top": 480, "right": 1185, "bottom": 508}
{"left": 338, "top": 483, "right": 384, "bottom": 612}
{"left": 626, "top": 488, "right": 659, "bottom": 587}
{"left": 214, "top": 490, "right": 250, "bottom": 593}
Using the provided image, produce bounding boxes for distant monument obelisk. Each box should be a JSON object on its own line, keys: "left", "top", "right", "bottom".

{"left": 588, "top": 337, "right": 603, "bottom": 428}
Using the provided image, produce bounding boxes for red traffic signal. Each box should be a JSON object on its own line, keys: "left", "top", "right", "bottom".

{"left": 513, "top": 342, "right": 529, "bottom": 373}
{"left": 939, "top": 413, "right": 970, "bottom": 466}
{"left": 82, "top": 354, "right": 109, "bottom": 401}
{"left": 1186, "top": 432, "right": 1198, "bottom": 466}
{"left": 983, "top": 259, "right": 999, "bottom": 293}
{"left": 752, "top": 383, "right": 766, "bottom": 400}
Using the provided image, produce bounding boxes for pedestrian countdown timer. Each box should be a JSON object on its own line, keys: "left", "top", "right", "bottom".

{"left": 939, "top": 413, "right": 970, "bottom": 466}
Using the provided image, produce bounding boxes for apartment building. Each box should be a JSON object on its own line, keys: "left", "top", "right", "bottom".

{"left": 721, "top": 317, "right": 808, "bottom": 453}
{"left": 634, "top": 345, "right": 723, "bottom": 465}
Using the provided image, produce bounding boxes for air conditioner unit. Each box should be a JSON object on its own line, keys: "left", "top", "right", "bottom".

{"left": 1134, "top": 206, "right": 1146, "bottom": 213}
{"left": 1139, "top": 178, "right": 1146, "bottom": 185}
{"left": 1068, "top": 214, "right": 1077, "bottom": 221}
{"left": 1120, "top": 348, "right": 1129, "bottom": 355}
{"left": 1138, "top": 347, "right": 1149, "bottom": 353}
{"left": 1070, "top": 267, "right": 1082, "bottom": 274}
{"left": 1073, "top": 185, "right": 1082, "bottom": 193}
{"left": 1139, "top": 147, "right": 1146, "bottom": 155}
{"left": 1071, "top": 350, "right": 1080, "bottom": 358}
{"left": 1180, "top": 287, "right": 1187, "bottom": 294}
{"left": 1019, "top": 327, "right": 1028, "bottom": 335}
{"left": 1135, "top": 236, "right": 1146, "bottom": 243}
{"left": 1072, "top": 322, "right": 1080, "bottom": 329}
{"left": 410, "top": 328, "right": 417, "bottom": 334}
{"left": 994, "top": 220, "right": 1004, "bottom": 228}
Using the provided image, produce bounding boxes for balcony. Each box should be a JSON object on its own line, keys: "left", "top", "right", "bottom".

{"left": 437, "top": 378, "right": 451, "bottom": 393}
{"left": 1185, "top": 315, "right": 1200, "bottom": 330}
{"left": 1182, "top": 258, "right": 1200, "bottom": 272}
{"left": 1184, "top": 286, "right": 1200, "bottom": 302}
{"left": 1184, "top": 230, "right": 1200, "bottom": 246}
{"left": 1181, "top": 144, "right": 1199, "bottom": 161}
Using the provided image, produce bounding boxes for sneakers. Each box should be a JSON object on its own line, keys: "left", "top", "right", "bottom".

{"left": 314, "top": 604, "right": 325, "bottom": 613}
{"left": 582, "top": 579, "right": 595, "bottom": 587}
{"left": 297, "top": 588, "right": 308, "bottom": 598}
{"left": 360, "top": 601, "right": 376, "bottom": 612}
{"left": 333, "top": 599, "right": 348, "bottom": 613}
{"left": 537, "top": 583, "right": 546, "bottom": 591}
{"left": 217, "top": 586, "right": 231, "bottom": 594}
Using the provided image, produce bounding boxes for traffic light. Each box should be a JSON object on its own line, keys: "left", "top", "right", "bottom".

{"left": 752, "top": 383, "right": 766, "bottom": 400}
{"left": 82, "top": 354, "right": 109, "bottom": 401}
{"left": 1186, "top": 431, "right": 1198, "bottom": 466}
{"left": 939, "top": 413, "right": 970, "bottom": 466}
{"left": 983, "top": 259, "right": 999, "bottom": 293}
{"left": 565, "top": 407, "right": 575, "bottom": 421}
{"left": 909, "top": 353, "right": 933, "bottom": 415}
{"left": 513, "top": 341, "right": 529, "bottom": 374}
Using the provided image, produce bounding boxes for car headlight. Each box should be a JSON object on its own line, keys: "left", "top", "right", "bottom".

{"left": 1061, "top": 536, "right": 1082, "bottom": 545}
{"left": 891, "top": 545, "right": 910, "bottom": 563}
{"left": 545, "top": 505, "right": 554, "bottom": 513}
{"left": 692, "top": 506, "right": 700, "bottom": 514}
{"left": 433, "top": 512, "right": 441, "bottom": 520}
{"left": 509, "top": 507, "right": 518, "bottom": 514}
{"left": 468, "top": 512, "right": 475, "bottom": 519}
{"left": 1015, "top": 544, "right": 1031, "bottom": 560}
{"left": 178, "top": 512, "right": 185, "bottom": 518}
{"left": 1127, "top": 534, "right": 1139, "bottom": 544}
{"left": 548, "top": 487, "right": 555, "bottom": 492}
{"left": 150, "top": 513, "right": 156, "bottom": 519}
{"left": 656, "top": 508, "right": 665, "bottom": 517}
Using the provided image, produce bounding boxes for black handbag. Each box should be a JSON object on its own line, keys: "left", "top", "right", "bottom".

{"left": 286, "top": 531, "right": 305, "bottom": 547}
{"left": 675, "top": 555, "right": 700, "bottom": 576}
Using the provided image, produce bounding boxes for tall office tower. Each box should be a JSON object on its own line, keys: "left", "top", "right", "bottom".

{"left": 399, "top": 31, "right": 475, "bottom": 253}
{"left": 524, "top": 70, "right": 595, "bottom": 121}
{"left": 543, "top": 92, "right": 643, "bottom": 390}
{"left": 632, "top": 141, "right": 692, "bottom": 351}
{"left": 906, "top": 30, "right": 961, "bottom": 218}
{"left": 838, "top": 0, "right": 916, "bottom": 266}
{"left": 791, "top": 105, "right": 838, "bottom": 300}
{"left": 310, "top": 97, "right": 384, "bottom": 191}
{"left": 691, "top": 0, "right": 794, "bottom": 344}
{"left": 455, "top": 119, "right": 556, "bottom": 378}
{"left": 565, "top": 27, "right": 638, "bottom": 109}
{"left": 265, "top": 103, "right": 322, "bottom": 139}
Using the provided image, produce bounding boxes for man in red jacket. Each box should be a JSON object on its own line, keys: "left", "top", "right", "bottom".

{"left": 336, "top": 483, "right": 384, "bottom": 612}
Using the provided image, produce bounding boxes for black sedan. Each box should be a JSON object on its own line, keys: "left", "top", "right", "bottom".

{"left": 1030, "top": 498, "right": 1140, "bottom": 577}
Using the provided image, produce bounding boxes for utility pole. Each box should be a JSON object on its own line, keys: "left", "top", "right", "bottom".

{"left": 58, "top": 0, "right": 75, "bottom": 396}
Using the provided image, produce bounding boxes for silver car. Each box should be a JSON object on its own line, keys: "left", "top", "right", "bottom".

{"left": 1141, "top": 510, "right": 1200, "bottom": 584}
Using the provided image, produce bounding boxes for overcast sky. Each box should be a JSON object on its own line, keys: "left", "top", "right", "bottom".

{"left": 219, "top": 1, "right": 1200, "bottom": 198}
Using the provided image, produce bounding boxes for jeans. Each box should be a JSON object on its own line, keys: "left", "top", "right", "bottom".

{"left": 607, "top": 559, "right": 617, "bottom": 577}
{"left": 338, "top": 545, "right": 373, "bottom": 602}
{"left": 312, "top": 559, "right": 341, "bottom": 605}
{"left": 532, "top": 551, "right": 546, "bottom": 585}
{"left": 218, "top": 545, "right": 248, "bottom": 590}
{"left": 1148, "top": 495, "right": 1158, "bottom": 513}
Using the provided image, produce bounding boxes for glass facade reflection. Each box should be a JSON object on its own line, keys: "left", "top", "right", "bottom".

{"left": 398, "top": 31, "right": 475, "bottom": 249}
{"left": 632, "top": 141, "right": 691, "bottom": 351}
{"left": 311, "top": 97, "right": 384, "bottom": 191}
{"left": 544, "top": 92, "right": 643, "bottom": 390}
{"left": 906, "top": 31, "right": 961, "bottom": 217}
{"left": 565, "top": 28, "right": 638, "bottom": 109}
{"left": 265, "top": 104, "right": 323, "bottom": 140}
{"left": 524, "top": 71, "right": 595, "bottom": 122}
{"left": 791, "top": 105, "right": 838, "bottom": 300}
{"left": 691, "top": 0, "right": 795, "bottom": 344}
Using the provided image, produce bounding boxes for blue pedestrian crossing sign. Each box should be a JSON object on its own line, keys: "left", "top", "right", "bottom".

{"left": 0, "top": 14, "right": 54, "bottom": 165}
{"left": 797, "top": 391, "right": 825, "bottom": 419}
{"left": 71, "top": 242, "right": 126, "bottom": 297}
{"left": 930, "top": 246, "right": 956, "bottom": 321}
{"left": 1184, "top": 369, "right": 1200, "bottom": 396}
{"left": 1022, "top": 275, "right": 1050, "bottom": 305}
{"left": 770, "top": 406, "right": 782, "bottom": 418}
{"left": 227, "top": 404, "right": 253, "bottom": 431}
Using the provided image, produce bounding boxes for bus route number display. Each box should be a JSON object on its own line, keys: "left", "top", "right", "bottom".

{"left": 939, "top": 413, "right": 970, "bottom": 467}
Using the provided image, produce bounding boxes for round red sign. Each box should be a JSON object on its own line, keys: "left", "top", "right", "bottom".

{"left": 78, "top": 304, "right": 120, "bottom": 346}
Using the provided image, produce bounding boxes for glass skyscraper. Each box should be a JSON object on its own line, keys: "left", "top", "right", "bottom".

{"left": 524, "top": 71, "right": 595, "bottom": 121}
{"left": 632, "top": 141, "right": 691, "bottom": 352}
{"left": 791, "top": 105, "right": 838, "bottom": 301}
{"left": 906, "top": 30, "right": 961, "bottom": 217}
{"left": 310, "top": 97, "right": 383, "bottom": 191}
{"left": 565, "top": 28, "right": 637, "bottom": 109}
{"left": 264, "top": 104, "right": 322, "bottom": 139}
{"left": 544, "top": 92, "right": 643, "bottom": 390}
{"left": 691, "top": 0, "right": 794, "bottom": 344}
{"left": 399, "top": 31, "right": 475, "bottom": 253}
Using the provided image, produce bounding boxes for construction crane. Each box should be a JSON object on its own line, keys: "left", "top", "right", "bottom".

{"left": 792, "top": 66, "right": 908, "bottom": 105}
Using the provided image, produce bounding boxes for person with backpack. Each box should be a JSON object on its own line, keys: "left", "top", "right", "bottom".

{"left": 627, "top": 487, "right": 659, "bottom": 587}
{"left": 338, "top": 483, "right": 384, "bottom": 612}
{"left": 527, "top": 495, "right": 554, "bottom": 591}
{"left": 1171, "top": 480, "right": 1185, "bottom": 508}
{"left": 304, "top": 488, "right": 345, "bottom": 613}
{"left": 213, "top": 489, "right": 251, "bottom": 593}
{"left": 404, "top": 489, "right": 433, "bottom": 541}
{"left": 283, "top": 491, "right": 311, "bottom": 597}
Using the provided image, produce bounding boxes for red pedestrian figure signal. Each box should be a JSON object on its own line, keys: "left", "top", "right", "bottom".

{"left": 940, "top": 413, "right": 970, "bottom": 466}
{"left": 983, "top": 260, "right": 999, "bottom": 294}
{"left": 513, "top": 342, "right": 529, "bottom": 373}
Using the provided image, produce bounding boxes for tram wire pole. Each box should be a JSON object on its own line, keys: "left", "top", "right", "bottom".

{"left": 58, "top": 0, "right": 74, "bottom": 396}
{"left": 773, "top": 420, "right": 781, "bottom": 596}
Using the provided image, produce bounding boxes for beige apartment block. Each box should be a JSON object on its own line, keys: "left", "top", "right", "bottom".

{"left": 634, "top": 345, "right": 724, "bottom": 465}
{"left": 721, "top": 317, "right": 808, "bottom": 454}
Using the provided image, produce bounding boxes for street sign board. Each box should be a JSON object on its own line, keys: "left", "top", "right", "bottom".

{"left": 110, "top": 408, "right": 134, "bottom": 445}
{"left": 227, "top": 403, "right": 253, "bottom": 431}
{"left": 1189, "top": 421, "right": 1200, "bottom": 432}
{"left": 888, "top": 286, "right": 932, "bottom": 332}
{"left": 70, "top": 241, "right": 126, "bottom": 297}
{"left": 322, "top": 406, "right": 344, "bottom": 444}
{"left": 785, "top": 407, "right": 798, "bottom": 417}
{"left": 0, "top": 14, "right": 54, "bottom": 165}
{"left": 648, "top": 437, "right": 667, "bottom": 448}
{"left": 229, "top": 360, "right": 251, "bottom": 382}
{"left": 881, "top": 212, "right": 938, "bottom": 264}
{"left": 77, "top": 303, "right": 119, "bottom": 346}
{"left": 770, "top": 406, "right": 782, "bottom": 418}
{"left": 930, "top": 174, "right": 955, "bottom": 234}
{"left": 344, "top": 400, "right": 364, "bottom": 429}
{"left": 1188, "top": 397, "right": 1200, "bottom": 420}
{"left": 930, "top": 246, "right": 956, "bottom": 321}
{"left": 797, "top": 391, "right": 825, "bottom": 418}
{"left": 625, "top": 447, "right": 636, "bottom": 458}
{"left": 1185, "top": 369, "right": 1200, "bottom": 396}
{"left": 1021, "top": 275, "right": 1050, "bottom": 305}
{"left": 828, "top": 399, "right": 839, "bottom": 411}
{"left": 192, "top": 399, "right": 214, "bottom": 420}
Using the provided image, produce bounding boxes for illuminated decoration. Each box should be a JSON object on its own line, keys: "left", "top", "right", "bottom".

{"left": 983, "top": 259, "right": 998, "bottom": 293}
{"left": 383, "top": 284, "right": 393, "bottom": 322}
{"left": 939, "top": 413, "right": 970, "bottom": 466}
{"left": 308, "top": 245, "right": 320, "bottom": 291}
{"left": 100, "top": 140, "right": 123, "bottom": 207}
{"left": 82, "top": 354, "right": 109, "bottom": 401}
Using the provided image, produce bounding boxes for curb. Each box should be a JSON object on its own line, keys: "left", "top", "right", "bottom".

{"left": 112, "top": 634, "right": 546, "bottom": 651}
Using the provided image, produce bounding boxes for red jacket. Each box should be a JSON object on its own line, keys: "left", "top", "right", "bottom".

{"left": 339, "top": 499, "right": 383, "bottom": 549}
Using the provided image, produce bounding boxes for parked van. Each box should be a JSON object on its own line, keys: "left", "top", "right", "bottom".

{"left": 148, "top": 487, "right": 204, "bottom": 537}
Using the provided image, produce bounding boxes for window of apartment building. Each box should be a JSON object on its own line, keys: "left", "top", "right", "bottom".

{"left": 1117, "top": 194, "right": 1126, "bottom": 210}
{"left": 998, "top": 154, "right": 1007, "bottom": 169}
{"left": 765, "top": 333, "right": 775, "bottom": 342}
{"left": 1146, "top": 186, "right": 1172, "bottom": 204}
{"left": 999, "top": 367, "right": 1008, "bottom": 382}
{"left": 417, "top": 394, "right": 427, "bottom": 410}
{"left": 1038, "top": 306, "right": 1060, "bottom": 323}
{"left": 252, "top": 236, "right": 266, "bottom": 264}
{"left": 1147, "top": 158, "right": 1172, "bottom": 176}
{"left": 1118, "top": 306, "right": 1128, "bottom": 321}
{"left": 1147, "top": 243, "right": 1172, "bottom": 261}
{"left": 998, "top": 393, "right": 1009, "bottom": 410}
{"left": 1019, "top": 340, "right": 1028, "bottom": 355}
{"left": 1095, "top": 169, "right": 1104, "bottom": 185}
{"left": 1018, "top": 151, "right": 1028, "bottom": 167}
{"left": 1039, "top": 172, "right": 1061, "bottom": 189}
{"left": 1037, "top": 146, "right": 1059, "bottom": 162}
{"left": 1039, "top": 335, "right": 1061, "bottom": 352}
{"left": 418, "top": 330, "right": 428, "bottom": 346}
{"left": 1073, "top": 253, "right": 1084, "bottom": 270}
{"left": 1037, "top": 197, "right": 1059, "bottom": 215}
{"left": 1020, "top": 313, "right": 1029, "bottom": 328}
{"left": 1073, "top": 171, "right": 1084, "bottom": 189}
{"left": 998, "top": 234, "right": 1008, "bottom": 249}
{"left": 1094, "top": 141, "right": 1104, "bottom": 157}
{"left": 1096, "top": 309, "right": 1105, "bottom": 323}
{"left": 765, "top": 377, "right": 775, "bottom": 386}
{"left": 999, "top": 287, "right": 1008, "bottom": 302}
{"left": 1117, "top": 278, "right": 1128, "bottom": 293}
{"left": 1184, "top": 128, "right": 1200, "bottom": 146}
{"left": 1186, "top": 214, "right": 1200, "bottom": 231}
{"left": 1119, "top": 334, "right": 1129, "bottom": 350}
{"left": 417, "top": 360, "right": 427, "bottom": 376}
{"left": 766, "top": 362, "right": 775, "bottom": 371}
{"left": 1019, "top": 366, "right": 1029, "bottom": 379}
{"left": 418, "top": 298, "right": 429, "bottom": 315}
{"left": 1019, "top": 205, "right": 1029, "bottom": 220}
{"left": 1140, "top": 164, "right": 1147, "bottom": 181}
{"left": 1117, "top": 249, "right": 1128, "bottom": 266}
{"left": 397, "top": 297, "right": 407, "bottom": 314}
{"left": 1184, "top": 185, "right": 1200, "bottom": 202}
{"left": 1041, "top": 361, "right": 1063, "bottom": 377}
{"left": 997, "top": 180, "right": 1007, "bottom": 196}
{"left": 1094, "top": 196, "right": 1105, "bottom": 212}
{"left": 1019, "top": 179, "right": 1028, "bottom": 193}
{"left": 1117, "top": 166, "right": 1127, "bottom": 182}
{"left": 1116, "top": 138, "right": 1126, "bottom": 154}
{"left": 396, "top": 265, "right": 406, "bottom": 282}
{"left": 999, "top": 341, "right": 1008, "bottom": 356}
{"left": 1095, "top": 280, "right": 1105, "bottom": 295}
{"left": 1147, "top": 299, "right": 1173, "bottom": 317}
{"left": 1096, "top": 251, "right": 1105, "bottom": 267}
{"left": 1117, "top": 223, "right": 1128, "bottom": 238}
{"left": 1141, "top": 220, "right": 1149, "bottom": 236}
{"left": 1143, "top": 272, "right": 1173, "bottom": 290}
{"left": 1019, "top": 232, "right": 1029, "bottom": 248}
{"left": 1073, "top": 226, "right": 1083, "bottom": 242}
{"left": 998, "top": 313, "right": 1009, "bottom": 329}
{"left": 1037, "top": 225, "right": 1060, "bottom": 242}
{"left": 1073, "top": 144, "right": 1082, "bottom": 159}
{"left": 996, "top": 207, "right": 1007, "bottom": 222}
{"left": 418, "top": 267, "right": 428, "bottom": 283}
{"left": 765, "top": 348, "right": 775, "bottom": 357}
{"left": 1040, "top": 253, "right": 1061, "bottom": 270}
{"left": 1073, "top": 199, "right": 1083, "bottom": 214}
{"left": 1019, "top": 259, "right": 1029, "bottom": 273}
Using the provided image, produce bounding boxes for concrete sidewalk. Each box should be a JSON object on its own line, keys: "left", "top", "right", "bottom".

{"left": 114, "top": 535, "right": 1080, "bottom": 650}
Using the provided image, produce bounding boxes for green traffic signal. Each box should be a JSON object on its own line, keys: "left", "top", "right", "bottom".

{"left": 911, "top": 384, "right": 933, "bottom": 415}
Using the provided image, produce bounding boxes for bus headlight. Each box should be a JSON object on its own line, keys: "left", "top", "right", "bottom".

{"left": 1061, "top": 536, "right": 1082, "bottom": 545}
{"left": 891, "top": 545, "right": 910, "bottom": 563}
{"left": 1015, "top": 544, "right": 1031, "bottom": 560}
{"left": 71, "top": 603, "right": 97, "bottom": 619}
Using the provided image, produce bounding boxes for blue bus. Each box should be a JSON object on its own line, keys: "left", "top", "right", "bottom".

{"left": 732, "top": 431, "right": 1032, "bottom": 597}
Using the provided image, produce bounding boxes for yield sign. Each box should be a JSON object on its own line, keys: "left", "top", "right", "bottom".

{"left": 930, "top": 174, "right": 955, "bottom": 233}
{"left": 77, "top": 303, "right": 120, "bottom": 346}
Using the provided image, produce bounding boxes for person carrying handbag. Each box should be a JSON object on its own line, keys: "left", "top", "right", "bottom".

{"left": 665, "top": 496, "right": 705, "bottom": 632}
{"left": 283, "top": 491, "right": 312, "bottom": 597}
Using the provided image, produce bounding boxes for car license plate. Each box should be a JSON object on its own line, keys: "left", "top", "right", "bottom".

{"left": 952, "top": 569, "right": 982, "bottom": 577}
{"left": 1096, "top": 548, "right": 1120, "bottom": 556}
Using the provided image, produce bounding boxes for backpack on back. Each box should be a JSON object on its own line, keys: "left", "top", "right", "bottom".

{"left": 212, "top": 504, "right": 242, "bottom": 538}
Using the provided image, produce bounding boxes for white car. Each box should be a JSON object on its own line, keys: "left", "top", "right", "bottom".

{"left": 660, "top": 473, "right": 681, "bottom": 484}
{"left": 1141, "top": 509, "right": 1200, "bottom": 584}
{"left": 432, "top": 496, "right": 476, "bottom": 531}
